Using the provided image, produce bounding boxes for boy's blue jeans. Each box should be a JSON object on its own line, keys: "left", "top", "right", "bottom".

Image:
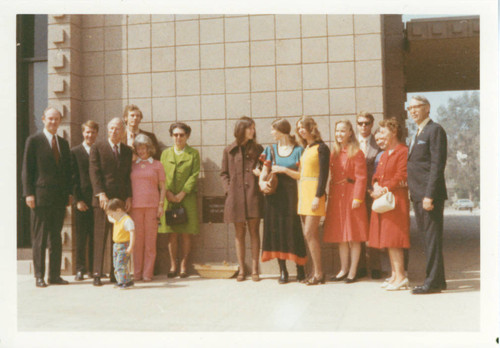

{"left": 113, "top": 242, "right": 131, "bottom": 285}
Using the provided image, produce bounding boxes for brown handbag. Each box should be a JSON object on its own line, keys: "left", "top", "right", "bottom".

{"left": 261, "top": 145, "right": 278, "bottom": 195}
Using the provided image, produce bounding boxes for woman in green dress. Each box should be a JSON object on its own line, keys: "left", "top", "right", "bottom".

{"left": 158, "top": 122, "right": 200, "bottom": 278}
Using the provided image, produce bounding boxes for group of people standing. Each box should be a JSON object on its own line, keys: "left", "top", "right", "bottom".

{"left": 22, "top": 95, "right": 448, "bottom": 295}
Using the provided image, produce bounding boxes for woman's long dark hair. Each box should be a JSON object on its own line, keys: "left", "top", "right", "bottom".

{"left": 272, "top": 118, "right": 298, "bottom": 146}
{"left": 234, "top": 116, "right": 260, "bottom": 159}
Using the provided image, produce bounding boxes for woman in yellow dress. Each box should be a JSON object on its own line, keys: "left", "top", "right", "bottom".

{"left": 296, "top": 116, "right": 330, "bottom": 285}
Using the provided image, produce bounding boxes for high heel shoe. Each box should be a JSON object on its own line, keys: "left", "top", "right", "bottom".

{"left": 236, "top": 272, "right": 246, "bottom": 282}
{"left": 305, "top": 274, "right": 326, "bottom": 286}
{"left": 296, "top": 265, "right": 306, "bottom": 282}
{"left": 278, "top": 260, "right": 288, "bottom": 284}
{"left": 381, "top": 278, "right": 392, "bottom": 288}
{"left": 386, "top": 278, "right": 409, "bottom": 291}
{"left": 330, "top": 273, "right": 347, "bottom": 282}
{"left": 345, "top": 276, "right": 357, "bottom": 284}
{"left": 167, "top": 270, "right": 178, "bottom": 278}
{"left": 278, "top": 270, "right": 289, "bottom": 284}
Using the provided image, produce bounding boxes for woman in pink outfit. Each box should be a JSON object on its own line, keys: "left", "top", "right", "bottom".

{"left": 130, "top": 134, "right": 166, "bottom": 282}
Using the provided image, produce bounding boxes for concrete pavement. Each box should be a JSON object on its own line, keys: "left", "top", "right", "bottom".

{"left": 8, "top": 211, "right": 487, "bottom": 347}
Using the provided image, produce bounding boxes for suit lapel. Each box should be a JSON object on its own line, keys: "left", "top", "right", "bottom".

{"left": 117, "top": 143, "right": 129, "bottom": 168}
{"left": 104, "top": 141, "right": 119, "bottom": 167}
{"left": 408, "top": 133, "right": 417, "bottom": 157}
{"left": 409, "top": 120, "right": 433, "bottom": 158}
{"left": 366, "top": 135, "right": 378, "bottom": 159}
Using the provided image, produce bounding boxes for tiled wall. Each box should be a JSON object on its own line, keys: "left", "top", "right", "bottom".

{"left": 49, "top": 14, "right": 386, "bottom": 275}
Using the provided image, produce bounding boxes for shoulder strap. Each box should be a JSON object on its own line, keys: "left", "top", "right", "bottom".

{"left": 270, "top": 145, "right": 277, "bottom": 165}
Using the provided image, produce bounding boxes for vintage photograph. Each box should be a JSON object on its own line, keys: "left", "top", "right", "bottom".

{"left": 3, "top": 0, "right": 497, "bottom": 347}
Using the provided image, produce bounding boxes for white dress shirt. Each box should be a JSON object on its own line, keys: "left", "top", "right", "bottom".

{"left": 43, "top": 128, "right": 60, "bottom": 152}
{"left": 358, "top": 134, "right": 371, "bottom": 156}
{"left": 82, "top": 142, "right": 91, "bottom": 155}
{"left": 108, "top": 138, "right": 120, "bottom": 154}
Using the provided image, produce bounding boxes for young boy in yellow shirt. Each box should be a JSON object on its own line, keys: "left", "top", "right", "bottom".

{"left": 106, "top": 198, "right": 135, "bottom": 289}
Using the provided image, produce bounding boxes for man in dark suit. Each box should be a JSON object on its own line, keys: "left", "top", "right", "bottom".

{"left": 22, "top": 107, "right": 72, "bottom": 287}
{"left": 71, "top": 120, "right": 99, "bottom": 281}
{"left": 407, "top": 95, "right": 448, "bottom": 294}
{"left": 122, "top": 104, "right": 161, "bottom": 160}
{"left": 89, "top": 117, "right": 133, "bottom": 286}
{"left": 356, "top": 111, "right": 382, "bottom": 279}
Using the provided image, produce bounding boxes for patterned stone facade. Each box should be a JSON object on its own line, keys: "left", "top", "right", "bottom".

{"left": 47, "top": 14, "right": 397, "bottom": 275}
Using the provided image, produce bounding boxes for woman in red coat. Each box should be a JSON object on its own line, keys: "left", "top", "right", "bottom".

{"left": 369, "top": 118, "right": 410, "bottom": 291}
{"left": 323, "top": 120, "right": 368, "bottom": 283}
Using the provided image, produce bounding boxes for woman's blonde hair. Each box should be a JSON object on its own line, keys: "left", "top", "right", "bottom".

{"left": 133, "top": 133, "right": 156, "bottom": 157}
{"left": 295, "top": 116, "right": 322, "bottom": 147}
{"left": 332, "top": 119, "right": 360, "bottom": 158}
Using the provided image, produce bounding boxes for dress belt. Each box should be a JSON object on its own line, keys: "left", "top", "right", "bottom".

{"left": 333, "top": 178, "right": 355, "bottom": 185}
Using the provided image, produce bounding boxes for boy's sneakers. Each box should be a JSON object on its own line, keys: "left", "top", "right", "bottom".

{"left": 119, "top": 281, "right": 134, "bottom": 290}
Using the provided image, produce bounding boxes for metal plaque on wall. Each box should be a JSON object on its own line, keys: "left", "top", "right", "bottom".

{"left": 202, "top": 196, "right": 226, "bottom": 223}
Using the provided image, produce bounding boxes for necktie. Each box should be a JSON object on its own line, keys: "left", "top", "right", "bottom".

{"left": 113, "top": 144, "right": 119, "bottom": 161}
{"left": 52, "top": 136, "right": 60, "bottom": 164}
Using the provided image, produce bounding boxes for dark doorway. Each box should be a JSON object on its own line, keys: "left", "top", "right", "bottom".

{"left": 17, "top": 14, "right": 48, "bottom": 248}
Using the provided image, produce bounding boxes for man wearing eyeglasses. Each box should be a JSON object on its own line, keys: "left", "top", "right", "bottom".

{"left": 407, "top": 95, "right": 448, "bottom": 294}
{"left": 356, "top": 111, "right": 382, "bottom": 280}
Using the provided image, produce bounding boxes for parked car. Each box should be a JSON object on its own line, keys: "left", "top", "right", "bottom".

{"left": 453, "top": 199, "right": 474, "bottom": 211}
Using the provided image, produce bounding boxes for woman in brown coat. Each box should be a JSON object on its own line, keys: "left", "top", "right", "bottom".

{"left": 221, "top": 117, "right": 264, "bottom": 281}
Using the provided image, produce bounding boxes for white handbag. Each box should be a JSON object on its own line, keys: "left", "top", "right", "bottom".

{"left": 372, "top": 191, "right": 395, "bottom": 213}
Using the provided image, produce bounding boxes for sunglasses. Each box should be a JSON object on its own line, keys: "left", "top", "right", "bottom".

{"left": 357, "top": 122, "right": 372, "bottom": 126}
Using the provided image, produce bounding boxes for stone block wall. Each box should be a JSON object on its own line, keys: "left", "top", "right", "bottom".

{"left": 48, "top": 14, "right": 387, "bottom": 276}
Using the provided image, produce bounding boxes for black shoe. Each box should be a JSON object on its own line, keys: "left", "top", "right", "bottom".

{"left": 296, "top": 265, "right": 306, "bottom": 282}
{"left": 278, "top": 259, "right": 288, "bottom": 284}
{"left": 371, "top": 269, "right": 382, "bottom": 279}
{"left": 357, "top": 268, "right": 367, "bottom": 278}
{"left": 179, "top": 272, "right": 188, "bottom": 278}
{"left": 93, "top": 277, "right": 103, "bottom": 286}
{"left": 75, "top": 271, "right": 84, "bottom": 281}
{"left": 48, "top": 277, "right": 69, "bottom": 285}
{"left": 167, "top": 270, "right": 178, "bottom": 278}
{"left": 330, "top": 274, "right": 347, "bottom": 281}
{"left": 411, "top": 285, "right": 442, "bottom": 295}
{"left": 345, "top": 277, "right": 357, "bottom": 284}
{"left": 119, "top": 281, "right": 134, "bottom": 290}
{"left": 278, "top": 270, "right": 289, "bottom": 284}
{"left": 36, "top": 278, "right": 47, "bottom": 288}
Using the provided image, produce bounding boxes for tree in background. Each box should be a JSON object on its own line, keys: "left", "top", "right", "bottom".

{"left": 436, "top": 91, "right": 480, "bottom": 202}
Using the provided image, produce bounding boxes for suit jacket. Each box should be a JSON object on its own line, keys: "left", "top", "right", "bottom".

{"left": 71, "top": 144, "right": 93, "bottom": 206}
{"left": 407, "top": 119, "right": 448, "bottom": 202}
{"left": 21, "top": 132, "right": 72, "bottom": 207}
{"left": 139, "top": 129, "right": 161, "bottom": 160}
{"left": 89, "top": 140, "right": 133, "bottom": 207}
{"left": 123, "top": 128, "right": 161, "bottom": 160}
{"left": 363, "top": 134, "right": 381, "bottom": 191}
